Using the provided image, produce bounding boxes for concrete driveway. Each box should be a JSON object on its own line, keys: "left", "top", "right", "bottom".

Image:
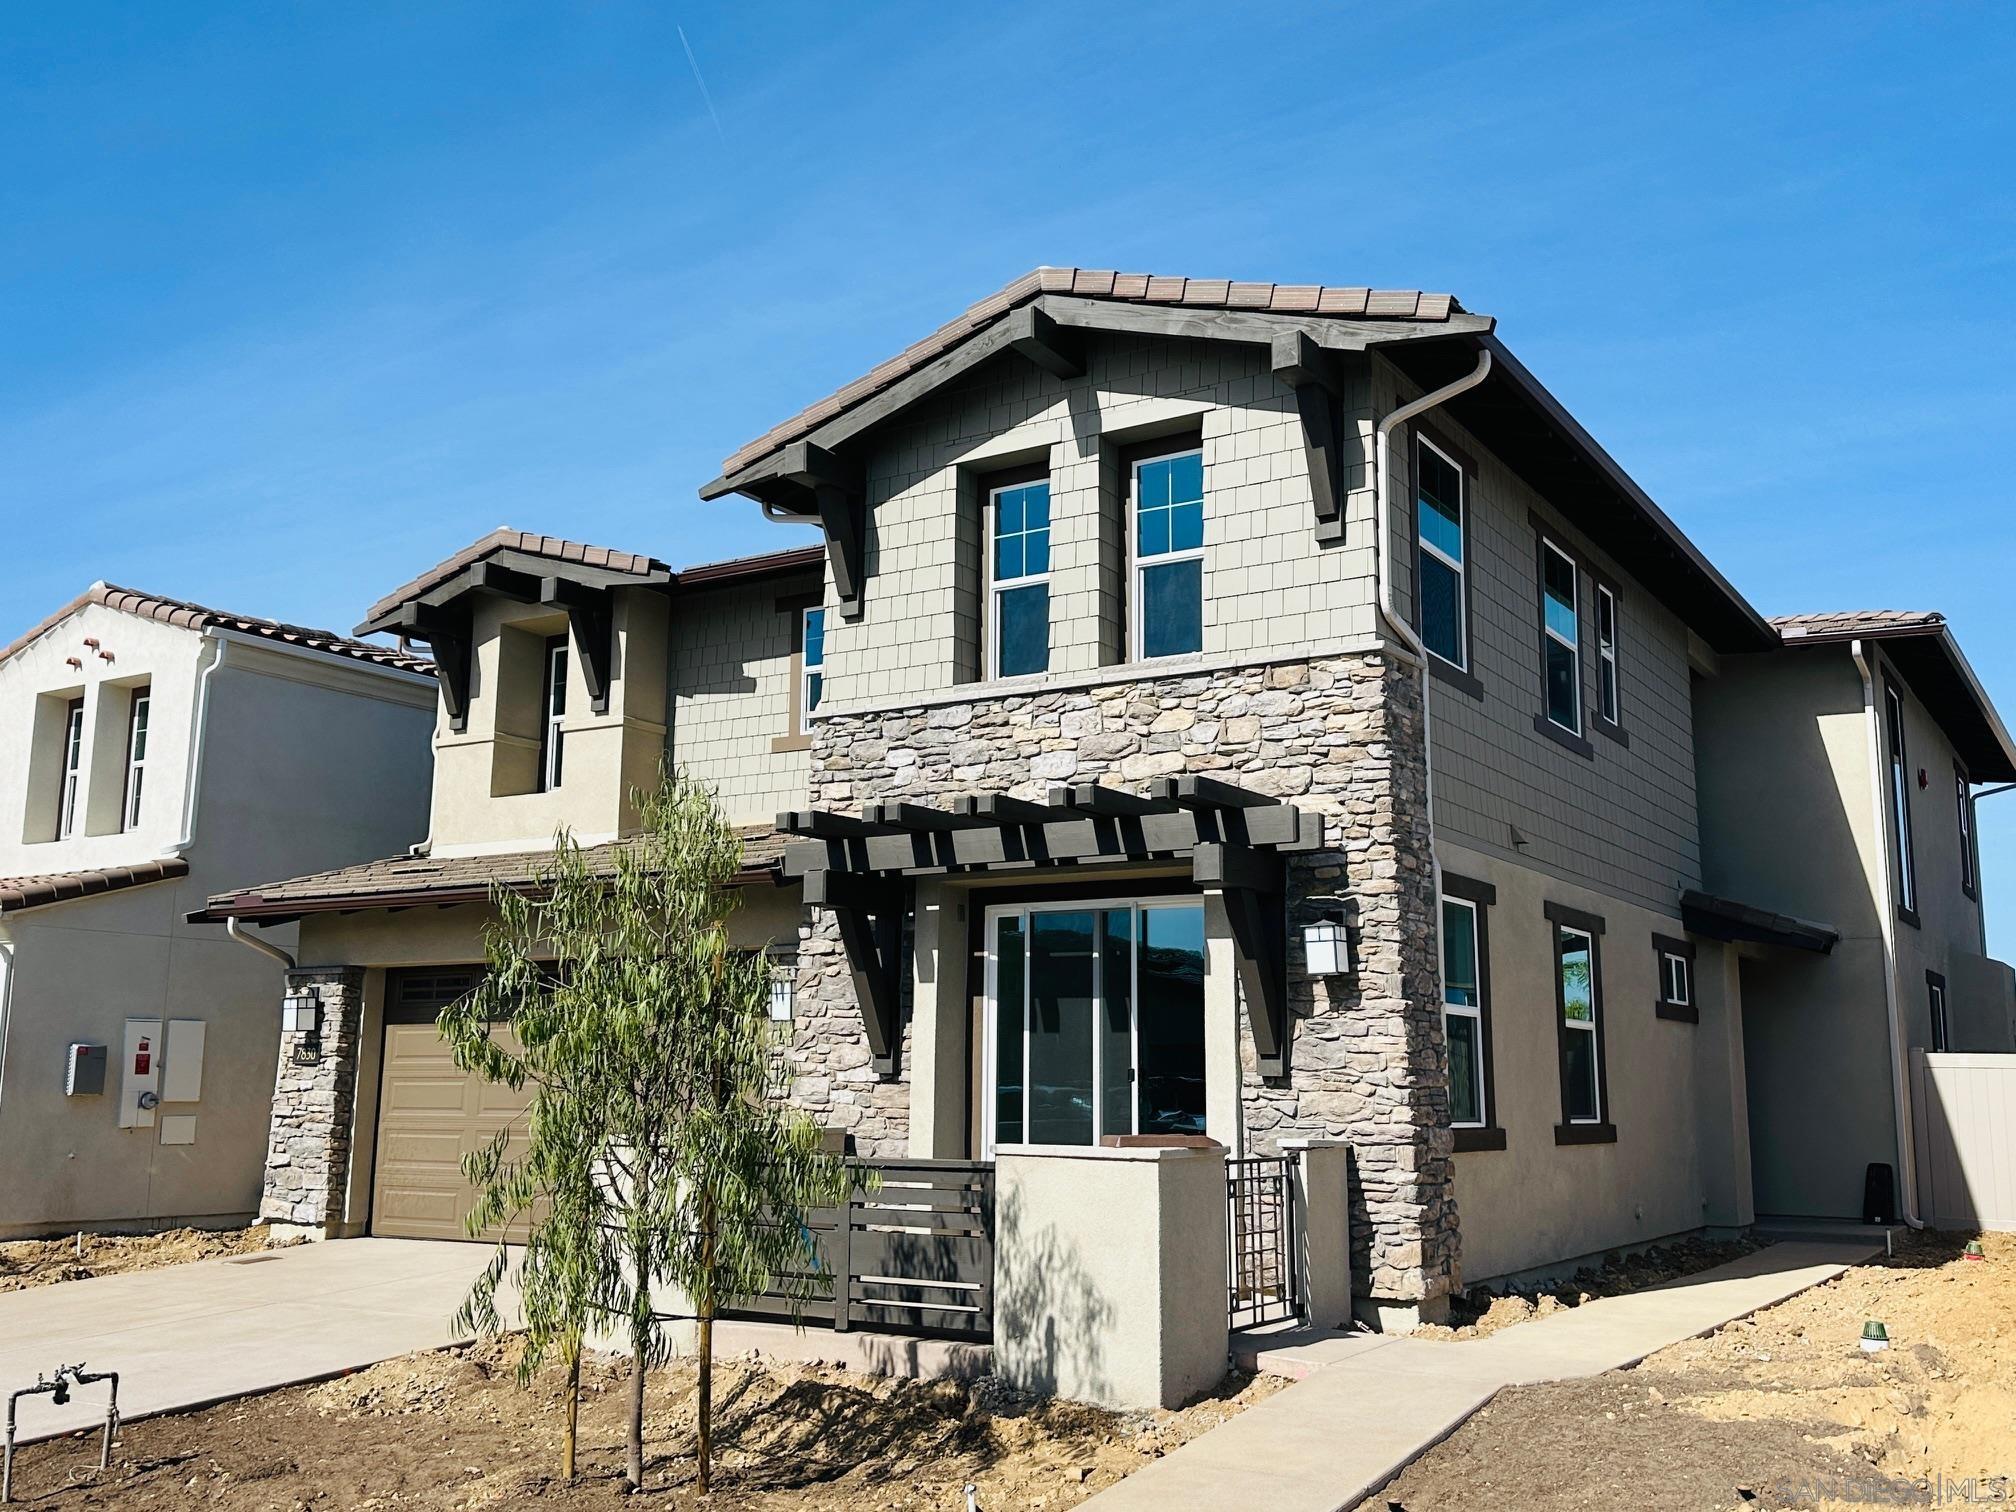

{"left": 0, "top": 1239, "right": 511, "bottom": 1444}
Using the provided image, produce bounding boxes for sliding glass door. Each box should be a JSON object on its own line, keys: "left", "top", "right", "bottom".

{"left": 985, "top": 898, "right": 1207, "bottom": 1154}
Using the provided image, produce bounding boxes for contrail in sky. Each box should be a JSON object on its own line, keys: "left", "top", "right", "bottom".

{"left": 677, "top": 25, "right": 726, "bottom": 143}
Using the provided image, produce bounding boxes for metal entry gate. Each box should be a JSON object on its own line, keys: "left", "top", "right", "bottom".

{"left": 1227, "top": 1155, "right": 1300, "bottom": 1329}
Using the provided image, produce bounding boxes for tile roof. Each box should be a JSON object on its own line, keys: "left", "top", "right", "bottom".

{"left": 0, "top": 584, "right": 434, "bottom": 675}
{"left": 194, "top": 826, "right": 789, "bottom": 921}
{"left": 1773, "top": 610, "right": 1945, "bottom": 641}
{"left": 362, "top": 528, "right": 676, "bottom": 628}
{"left": 0, "top": 857, "right": 190, "bottom": 915}
{"left": 717, "top": 266, "right": 1466, "bottom": 479}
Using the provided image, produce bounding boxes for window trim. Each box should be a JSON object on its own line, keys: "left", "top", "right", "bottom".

{"left": 536, "top": 635, "right": 568, "bottom": 793}
{"left": 1956, "top": 761, "right": 1977, "bottom": 901}
{"left": 1653, "top": 932, "right": 1698, "bottom": 1023}
{"left": 1441, "top": 872, "right": 1504, "bottom": 1152}
{"left": 58, "top": 696, "right": 85, "bottom": 840}
{"left": 1127, "top": 441, "right": 1206, "bottom": 662}
{"left": 121, "top": 685, "right": 151, "bottom": 832}
{"left": 1544, "top": 900, "right": 1615, "bottom": 1144}
{"left": 1883, "top": 676, "right": 1919, "bottom": 928}
{"left": 1927, "top": 969, "right": 1950, "bottom": 1053}
{"left": 771, "top": 592, "right": 823, "bottom": 753}
{"left": 1410, "top": 427, "right": 1482, "bottom": 699}
{"left": 983, "top": 463, "right": 1054, "bottom": 681}
{"left": 1592, "top": 579, "right": 1629, "bottom": 746}
{"left": 1532, "top": 525, "right": 1594, "bottom": 758}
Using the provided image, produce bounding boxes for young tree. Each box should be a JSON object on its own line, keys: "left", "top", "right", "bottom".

{"left": 441, "top": 769, "right": 851, "bottom": 1493}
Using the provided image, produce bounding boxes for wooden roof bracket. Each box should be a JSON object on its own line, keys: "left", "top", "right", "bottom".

{"left": 388, "top": 600, "right": 473, "bottom": 732}
{"left": 1272, "top": 331, "right": 1349, "bottom": 545}
{"left": 804, "top": 868, "right": 905, "bottom": 1078}
{"left": 541, "top": 577, "right": 614, "bottom": 715}
{"left": 1194, "top": 841, "right": 1290, "bottom": 1080}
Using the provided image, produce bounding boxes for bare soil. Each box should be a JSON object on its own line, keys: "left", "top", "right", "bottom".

{"left": 0, "top": 1227, "right": 274, "bottom": 1292}
{"left": 6, "top": 1340, "right": 1286, "bottom": 1509}
{"left": 1366, "top": 1229, "right": 2016, "bottom": 1511}
{"left": 1414, "top": 1233, "right": 1768, "bottom": 1341}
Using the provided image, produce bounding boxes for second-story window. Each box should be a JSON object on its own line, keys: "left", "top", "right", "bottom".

{"left": 801, "top": 607, "right": 826, "bottom": 719}
{"left": 1132, "top": 446, "right": 1204, "bottom": 659}
{"left": 538, "top": 636, "right": 567, "bottom": 792}
{"left": 1927, "top": 971, "right": 1949, "bottom": 1052}
{"left": 122, "top": 686, "right": 151, "bottom": 831}
{"left": 1596, "top": 584, "right": 1621, "bottom": 727}
{"left": 1885, "top": 681, "right": 1917, "bottom": 921}
{"left": 1957, "top": 763, "right": 1976, "bottom": 899}
{"left": 1540, "top": 538, "right": 1582, "bottom": 736}
{"left": 1415, "top": 435, "right": 1467, "bottom": 669}
{"left": 58, "top": 696, "right": 85, "bottom": 839}
{"left": 988, "top": 479, "right": 1051, "bottom": 677}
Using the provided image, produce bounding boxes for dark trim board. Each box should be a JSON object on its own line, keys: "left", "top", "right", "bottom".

{"left": 1652, "top": 932, "right": 1699, "bottom": 1023}
{"left": 1554, "top": 1122, "right": 1618, "bottom": 1146}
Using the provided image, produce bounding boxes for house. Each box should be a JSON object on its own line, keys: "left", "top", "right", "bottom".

{"left": 0, "top": 585, "right": 436, "bottom": 1238}
{"left": 198, "top": 269, "right": 2014, "bottom": 1409}
{"left": 1696, "top": 608, "right": 2016, "bottom": 1223}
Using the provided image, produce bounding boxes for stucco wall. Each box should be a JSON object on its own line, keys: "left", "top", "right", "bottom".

{"left": 670, "top": 572, "right": 818, "bottom": 825}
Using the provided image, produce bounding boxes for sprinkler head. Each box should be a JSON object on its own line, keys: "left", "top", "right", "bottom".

{"left": 1964, "top": 1240, "right": 1986, "bottom": 1261}
{"left": 1859, "top": 1320, "right": 1890, "bottom": 1352}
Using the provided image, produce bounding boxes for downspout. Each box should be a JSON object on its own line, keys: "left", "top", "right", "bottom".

{"left": 167, "top": 634, "right": 228, "bottom": 858}
{"left": 225, "top": 916, "right": 296, "bottom": 971}
{"left": 1851, "top": 639, "right": 1925, "bottom": 1229}
{"left": 0, "top": 933, "right": 16, "bottom": 1132}
{"left": 1373, "top": 349, "right": 1494, "bottom": 1014}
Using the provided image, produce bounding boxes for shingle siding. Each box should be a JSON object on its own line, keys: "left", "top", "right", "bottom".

{"left": 1375, "top": 356, "right": 1702, "bottom": 915}
{"left": 671, "top": 574, "right": 818, "bottom": 824}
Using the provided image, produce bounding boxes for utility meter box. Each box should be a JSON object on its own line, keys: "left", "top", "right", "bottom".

{"left": 65, "top": 1043, "right": 108, "bottom": 1096}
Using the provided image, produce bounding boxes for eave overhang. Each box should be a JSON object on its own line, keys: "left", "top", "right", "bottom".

{"left": 1680, "top": 889, "right": 1840, "bottom": 954}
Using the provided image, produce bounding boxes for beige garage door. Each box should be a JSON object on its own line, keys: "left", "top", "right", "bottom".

{"left": 371, "top": 968, "right": 532, "bottom": 1242}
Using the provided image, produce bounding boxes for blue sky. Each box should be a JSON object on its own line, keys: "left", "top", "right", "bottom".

{"left": 5, "top": 3, "right": 2014, "bottom": 947}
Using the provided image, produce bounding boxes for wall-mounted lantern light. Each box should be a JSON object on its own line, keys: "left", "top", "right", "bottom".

{"left": 1302, "top": 900, "right": 1352, "bottom": 977}
{"left": 281, "top": 985, "right": 322, "bottom": 1036}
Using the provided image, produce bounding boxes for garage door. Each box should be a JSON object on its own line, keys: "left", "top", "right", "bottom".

{"left": 371, "top": 968, "right": 532, "bottom": 1242}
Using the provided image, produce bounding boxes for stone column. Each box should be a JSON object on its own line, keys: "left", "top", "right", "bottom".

{"left": 260, "top": 966, "right": 365, "bottom": 1241}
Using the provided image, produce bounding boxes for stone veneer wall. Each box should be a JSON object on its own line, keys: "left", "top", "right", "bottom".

{"left": 791, "top": 652, "right": 1458, "bottom": 1307}
{"left": 260, "top": 966, "right": 365, "bottom": 1235}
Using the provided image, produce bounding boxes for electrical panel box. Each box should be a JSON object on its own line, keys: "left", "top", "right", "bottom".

{"left": 65, "top": 1043, "right": 107, "bottom": 1096}
{"left": 119, "top": 1018, "right": 162, "bottom": 1129}
{"left": 161, "top": 1019, "right": 206, "bottom": 1102}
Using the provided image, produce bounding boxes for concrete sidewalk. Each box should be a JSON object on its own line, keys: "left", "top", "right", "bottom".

{"left": 1083, "top": 1239, "right": 1877, "bottom": 1512}
{"left": 0, "top": 1238, "right": 508, "bottom": 1445}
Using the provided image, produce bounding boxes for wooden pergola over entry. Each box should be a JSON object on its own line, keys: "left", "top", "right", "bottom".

{"left": 779, "top": 775, "right": 1321, "bottom": 1079}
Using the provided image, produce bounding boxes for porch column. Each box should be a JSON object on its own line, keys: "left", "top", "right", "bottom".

{"left": 907, "top": 880, "right": 969, "bottom": 1159}
{"left": 1692, "top": 942, "right": 1754, "bottom": 1230}
{"left": 260, "top": 965, "right": 365, "bottom": 1241}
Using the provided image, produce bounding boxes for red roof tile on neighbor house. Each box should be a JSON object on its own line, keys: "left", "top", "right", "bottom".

{"left": 716, "top": 266, "right": 1466, "bottom": 480}
{"left": 0, "top": 857, "right": 190, "bottom": 915}
{"left": 0, "top": 585, "right": 434, "bottom": 675}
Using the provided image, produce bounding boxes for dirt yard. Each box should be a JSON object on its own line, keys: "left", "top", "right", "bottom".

{"left": 7, "top": 1340, "right": 1285, "bottom": 1509}
{"left": 0, "top": 1226, "right": 272, "bottom": 1292}
{"left": 1368, "top": 1229, "right": 2016, "bottom": 1511}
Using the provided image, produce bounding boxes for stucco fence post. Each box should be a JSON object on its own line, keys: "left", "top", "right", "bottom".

{"left": 259, "top": 965, "right": 364, "bottom": 1241}
{"left": 991, "top": 1144, "right": 1228, "bottom": 1411}
{"left": 1282, "top": 1138, "right": 1353, "bottom": 1329}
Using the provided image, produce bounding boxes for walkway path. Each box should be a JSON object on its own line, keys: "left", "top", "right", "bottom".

{"left": 0, "top": 1238, "right": 506, "bottom": 1445}
{"left": 1083, "top": 1239, "right": 1877, "bottom": 1512}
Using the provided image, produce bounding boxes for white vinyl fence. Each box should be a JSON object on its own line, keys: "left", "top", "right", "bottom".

{"left": 1913, "top": 1050, "right": 2016, "bottom": 1232}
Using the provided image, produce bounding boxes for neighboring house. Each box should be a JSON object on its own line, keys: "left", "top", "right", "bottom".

{"left": 198, "top": 270, "right": 2014, "bottom": 1406}
{"left": 0, "top": 585, "right": 436, "bottom": 1239}
{"left": 194, "top": 534, "right": 818, "bottom": 1242}
{"left": 1696, "top": 609, "right": 2016, "bottom": 1222}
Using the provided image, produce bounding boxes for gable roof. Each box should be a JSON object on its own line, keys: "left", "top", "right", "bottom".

{"left": 0, "top": 584, "right": 434, "bottom": 676}
{"left": 0, "top": 857, "right": 190, "bottom": 916}
{"left": 190, "top": 827, "right": 788, "bottom": 924}
{"left": 1772, "top": 610, "right": 2016, "bottom": 781}
{"left": 708, "top": 267, "right": 1468, "bottom": 486}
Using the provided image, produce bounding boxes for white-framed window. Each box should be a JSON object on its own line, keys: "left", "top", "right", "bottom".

{"left": 58, "top": 696, "right": 85, "bottom": 840}
{"left": 800, "top": 607, "right": 826, "bottom": 722}
{"left": 1884, "top": 681, "right": 1917, "bottom": 917}
{"left": 1596, "top": 584, "right": 1620, "bottom": 726}
{"left": 1441, "top": 895, "right": 1486, "bottom": 1127}
{"left": 1131, "top": 446, "right": 1205, "bottom": 659}
{"left": 538, "top": 636, "right": 567, "bottom": 793}
{"left": 122, "top": 687, "right": 151, "bottom": 831}
{"left": 1540, "top": 538, "right": 1582, "bottom": 735}
{"left": 1928, "top": 973, "right": 1949, "bottom": 1053}
{"left": 1957, "top": 765, "right": 1976, "bottom": 897}
{"left": 982, "top": 895, "right": 1206, "bottom": 1155}
{"left": 987, "top": 478, "right": 1051, "bottom": 678}
{"left": 1661, "top": 951, "right": 1691, "bottom": 1008}
{"left": 1556, "top": 922, "right": 1602, "bottom": 1124}
{"left": 1416, "top": 435, "right": 1468, "bottom": 669}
